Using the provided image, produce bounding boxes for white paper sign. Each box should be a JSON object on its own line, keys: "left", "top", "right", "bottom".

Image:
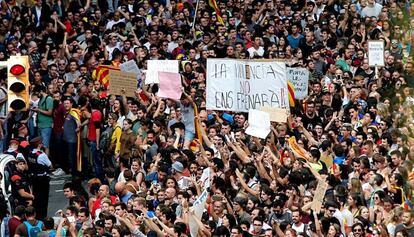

{"left": 287, "top": 68, "right": 309, "bottom": 100}
{"left": 368, "top": 41, "right": 385, "bottom": 66}
{"left": 245, "top": 109, "right": 271, "bottom": 139}
{"left": 206, "top": 59, "right": 289, "bottom": 112}
{"left": 189, "top": 168, "right": 210, "bottom": 237}
{"left": 146, "top": 60, "right": 179, "bottom": 84}
{"left": 120, "top": 60, "right": 140, "bottom": 74}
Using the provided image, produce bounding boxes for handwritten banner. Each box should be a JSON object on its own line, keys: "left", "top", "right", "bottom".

{"left": 260, "top": 106, "right": 289, "bottom": 123}
{"left": 311, "top": 180, "right": 328, "bottom": 213}
{"left": 206, "top": 59, "right": 289, "bottom": 112}
{"left": 368, "top": 40, "right": 385, "bottom": 66}
{"left": 287, "top": 68, "right": 309, "bottom": 100}
{"left": 146, "top": 60, "right": 179, "bottom": 84}
{"left": 109, "top": 70, "right": 137, "bottom": 97}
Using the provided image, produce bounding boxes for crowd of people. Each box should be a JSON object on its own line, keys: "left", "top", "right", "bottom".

{"left": 0, "top": 0, "right": 413, "bottom": 236}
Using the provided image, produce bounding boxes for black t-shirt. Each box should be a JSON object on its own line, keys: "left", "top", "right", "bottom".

{"left": 302, "top": 113, "right": 322, "bottom": 130}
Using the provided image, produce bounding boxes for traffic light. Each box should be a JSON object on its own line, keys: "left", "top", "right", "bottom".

{"left": 7, "top": 56, "right": 29, "bottom": 111}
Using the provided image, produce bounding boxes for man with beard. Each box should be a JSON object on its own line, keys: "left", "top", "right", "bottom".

{"left": 88, "top": 99, "right": 104, "bottom": 181}
{"left": 132, "top": 105, "right": 147, "bottom": 135}
{"left": 50, "top": 91, "right": 66, "bottom": 175}
{"left": 351, "top": 222, "right": 365, "bottom": 237}
{"left": 233, "top": 197, "right": 251, "bottom": 224}
{"left": 301, "top": 101, "right": 322, "bottom": 130}
{"left": 394, "top": 210, "right": 414, "bottom": 236}
{"left": 62, "top": 98, "right": 81, "bottom": 177}
{"left": 268, "top": 199, "right": 292, "bottom": 226}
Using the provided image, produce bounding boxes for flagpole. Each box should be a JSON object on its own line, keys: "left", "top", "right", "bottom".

{"left": 192, "top": 0, "right": 200, "bottom": 40}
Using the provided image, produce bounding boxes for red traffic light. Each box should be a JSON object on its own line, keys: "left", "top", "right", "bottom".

{"left": 10, "top": 64, "right": 25, "bottom": 75}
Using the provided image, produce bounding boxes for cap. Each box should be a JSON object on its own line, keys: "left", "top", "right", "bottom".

{"left": 172, "top": 161, "right": 184, "bottom": 173}
{"left": 30, "top": 136, "right": 42, "bottom": 146}
{"left": 20, "top": 141, "right": 30, "bottom": 148}
{"left": 221, "top": 113, "right": 234, "bottom": 125}
{"left": 10, "top": 139, "right": 19, "bottom": 145}
{"left": 15, "top": 156, "right": 26, "bottom": 164}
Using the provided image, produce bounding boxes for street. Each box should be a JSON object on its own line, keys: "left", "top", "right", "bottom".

{"left": 47, "top": 174, "right": 72, "bottom": 217}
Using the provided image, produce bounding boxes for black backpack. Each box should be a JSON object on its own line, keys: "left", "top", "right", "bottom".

{"left": 26, "top": 151, "right": 48, "bottom": 176}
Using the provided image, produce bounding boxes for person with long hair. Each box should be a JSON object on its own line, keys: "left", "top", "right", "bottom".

{"left": 118, "top": 118, "right": 137, "bottom": 160}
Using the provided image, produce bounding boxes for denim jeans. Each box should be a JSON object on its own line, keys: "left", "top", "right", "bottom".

{"left": 28, "top": 117, "right": 37, "bottom": 140}
{"left": 38, "top": 127, "right": 52, "bottom": 148}
{"left": 64, "top": 141, "right": 77, "bottom": 176}
{"left": 89, "top": 140, "right": 104, "bottom": 181}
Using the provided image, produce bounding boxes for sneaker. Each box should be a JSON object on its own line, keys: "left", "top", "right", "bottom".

{"left": 52, "top": 168, "right": 66, "bottom": 176}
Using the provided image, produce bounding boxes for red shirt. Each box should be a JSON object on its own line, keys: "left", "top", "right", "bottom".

{"left": 53, "top": 103, "right": 65, "bottom": 134}
{"left": 88, "top": 110, "right": 102, "bottom": 141}
{"left": 92, "top": 195, "right": 118, "bottom": 217}
{"left": 8, "top": 217, "right": 22, "bottom": 237}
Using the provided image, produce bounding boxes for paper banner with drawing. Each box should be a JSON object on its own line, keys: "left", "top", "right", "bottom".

{"left": 108, "top": 70, "right": 137, "bottom": 97}
{"left": 311, "top": 180, "right": 328, "bottom": 213}
{"left": 245, "top": 109, "right": 271, "bottom": 139}
{"left": 368, "top": 40, "right": 385, "bottom": 66}
{"left": 157, "top": 72, "right": 182, "bottom": 100}
{"left": 260, "top": 106, "right": 289, "bottom": 122}
{"left": 287, "top": 68, "right": 309, "bottom": 100}
{"left": 146, "top": 60, "right": 179, "bottom": 84}
{"left": 206, "top": 59, "right": 289, "bottom": 112}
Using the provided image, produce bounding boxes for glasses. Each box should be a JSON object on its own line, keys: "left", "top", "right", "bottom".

{"left": 353, "top": 228, "right": 362, "bottom": 232}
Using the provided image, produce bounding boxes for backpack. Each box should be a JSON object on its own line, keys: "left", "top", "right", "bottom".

{"left": 99, "top": 125, "right": 121, "bottom": 153}
{"left": 26, "top": 151, "right": 48, "bottom": 176}
{"left": 24, "top": 220, "right": 43, "bottom": 237}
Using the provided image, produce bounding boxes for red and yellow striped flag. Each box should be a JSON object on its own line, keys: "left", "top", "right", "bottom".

{"left": 93, "top": 65, "right": 120, "bottom": 89}
{"left": 208, "top": 0, "right": 224, "bottom": 25}
{"left": 69, "top": 108, "right": 83, "bottom": 172}
{"left": 287, "top": 81, "right": 295, "bottom": 107}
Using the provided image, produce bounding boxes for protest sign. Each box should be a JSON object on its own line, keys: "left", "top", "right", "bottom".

{"left": 146, "top": 60, "right": 179, "bottom": 84}
{"left": 158, "top": 72, "right": 182, "bottom": 100}
{"left": 287, "top": 68, "right": 309, "bottom": 100}
{"left": 108, "top": 70, "right": 137, "bottom": 97}
{"left": 311, "top": 180, "right": 328, "bottom": 213}
{"left": 206, "top": 59, "right": 289, "bottom": 112}
{"left": 189, "top": 167, "right": 210, "bottom": 237}
{"left": 245, "top": 109, "right": 271, "bottom": 139}
{"left": 260, "top": 106, "right": 289, "bottom": 122}
{"left": 368, "top": 40, "right": 385, "bottom": 66}
{"left": 120, "top": 60, "right": 140, "bottom": 74}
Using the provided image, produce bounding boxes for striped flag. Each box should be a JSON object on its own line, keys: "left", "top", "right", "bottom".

{"left": 69, "top": 108, "right": 83, "bottom": 172}
{"left": 287, "top": 80, "right": 295, "bottom": 107}
{"left": 94, "top": 65, "right": 120, "bottom": 89}
{"left": 208, "top": 0, "right": 224, "bottom": 25}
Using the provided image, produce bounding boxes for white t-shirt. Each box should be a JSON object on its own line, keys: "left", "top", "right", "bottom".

{"left": 362, "top": 3, "right": 382, "bottom": 17}
{"left": 247, "top": 46, "right": 264, "bottom": 58}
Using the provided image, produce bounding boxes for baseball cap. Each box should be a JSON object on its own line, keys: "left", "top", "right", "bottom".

{"left": 172, "top": 161, "right": 184, "bottom": 173}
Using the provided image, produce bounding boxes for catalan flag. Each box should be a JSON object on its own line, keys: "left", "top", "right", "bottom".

{"left": 69, "top": 108, "right": 82, "bottom": 172}
{"left": 208, "top": 0, "right": 224, "bottom": 25}
{"left": 287, "top": 81, "right": 295, "bottom": 107}
{"left": 93, "top": 65, "right": 120, "bottom": 89}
